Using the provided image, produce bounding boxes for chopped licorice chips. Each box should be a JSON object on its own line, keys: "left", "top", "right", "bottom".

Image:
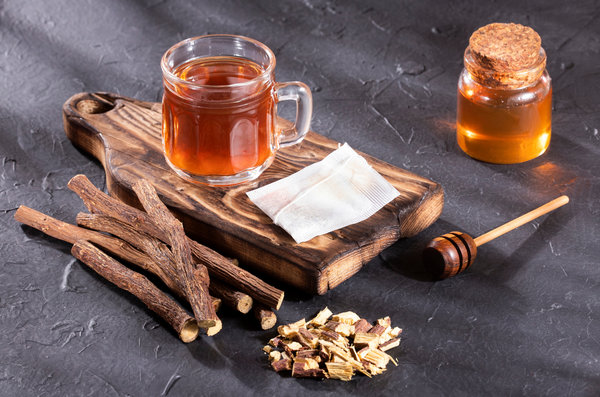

{"left": 264, "top": 308, "right": 402, "bottom": 380}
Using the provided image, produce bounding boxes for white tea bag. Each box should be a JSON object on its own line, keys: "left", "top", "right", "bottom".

{"left": 246, "top": 143, "right": 400, "bottom": 243}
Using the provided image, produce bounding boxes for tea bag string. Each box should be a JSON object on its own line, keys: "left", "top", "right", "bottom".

{"left": 272, "top": 154, "right": 364, "bottom": 224}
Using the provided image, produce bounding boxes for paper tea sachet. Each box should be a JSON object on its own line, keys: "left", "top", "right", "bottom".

{"left": 246, "top": 143, "right": 400, "bottom": 243}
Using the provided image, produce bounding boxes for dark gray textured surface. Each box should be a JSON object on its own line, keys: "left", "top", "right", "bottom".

{"left": 2, "top": 0, "right": 599, "bottom": 395}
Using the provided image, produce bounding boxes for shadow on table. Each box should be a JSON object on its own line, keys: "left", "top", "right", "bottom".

{"left": 380, "top": 218, "right": 455, "bottom": 282}
{"left": 481, "top": 201, "right": 574, "bottom": 284}
{"left": 381, "top": 203, "right": 572, "bottom": 283}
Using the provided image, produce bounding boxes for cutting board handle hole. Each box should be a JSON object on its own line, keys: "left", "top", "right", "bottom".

{"left": 76, "top": 99, "right": 115, "bottom": 115}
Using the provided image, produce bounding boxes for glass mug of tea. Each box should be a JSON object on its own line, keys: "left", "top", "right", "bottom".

{"left": 160, "top": 34, "right": 313, "bottom": 186}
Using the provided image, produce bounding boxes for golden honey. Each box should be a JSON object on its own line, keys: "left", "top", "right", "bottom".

{"left": 456, "top": 23, "right": 552, "bottom": 164}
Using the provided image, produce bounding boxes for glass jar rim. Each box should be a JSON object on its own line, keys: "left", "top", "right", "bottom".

{"left": 160, "top": 34, "right": 276, "bottom": 90}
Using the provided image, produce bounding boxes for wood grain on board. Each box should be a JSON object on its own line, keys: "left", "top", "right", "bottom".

{"left": 63, "top": 92, "right": 443, "bottom": 295}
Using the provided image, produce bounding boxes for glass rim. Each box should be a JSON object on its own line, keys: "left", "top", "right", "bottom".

{"left": 160, "top": 34, "right": 276, "bottom": 90}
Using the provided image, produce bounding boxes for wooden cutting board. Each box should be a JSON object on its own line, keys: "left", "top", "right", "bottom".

{"left": 63, "top": 92, "right": 444, "bottom": 295}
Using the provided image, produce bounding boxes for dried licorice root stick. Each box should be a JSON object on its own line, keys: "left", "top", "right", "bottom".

{"left": 188, "top": 242, "right": 284, "bottom": 310}
{"left": 67, "top": 174, "right": 284, "bottom": 310}
{"left": 209, "top": 278, "right": 253, "bottom": 314}
{"left": 254, "top": 302, "right": 277, "bottom": 330}
{"left": 77, "top": 213, "right": 243, "bottom": 315}
{"left": 68, "top": 175, "right": 166, "bottom": 241}
{"left": 75, "top": 212, "right": 222, "bottom": 313}
{"left": 15, "top": 206, "right": 153, "bottom": 274}
{"left": 76, "top": 212, "right": 230, "bottom": 314}
{"left": 132, "top": 179, "right": 221, "bottom": 335}
{"left": 74, "top": 212, "right": 222, "bottom": 312}
{"left": 71, "top": 240, "right": 199, "bottom": 343}
{"left": 16, "top": 207, "right": 223, "bottom": 314}
{"left": 76, "top": 212, "right": 184, "bottom": 298}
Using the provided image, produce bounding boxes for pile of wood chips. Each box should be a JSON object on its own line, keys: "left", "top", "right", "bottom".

{"left": 264, "top": 307, "right": 402, "bottom": 380}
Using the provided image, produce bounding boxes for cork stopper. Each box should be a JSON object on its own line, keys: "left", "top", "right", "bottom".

{"left": 465, "top": 23, "right": 546, "bottom": 89}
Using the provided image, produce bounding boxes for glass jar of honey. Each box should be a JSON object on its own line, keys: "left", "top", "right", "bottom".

{"left": 456, "top": 23, "right": 552, "bottom": 164}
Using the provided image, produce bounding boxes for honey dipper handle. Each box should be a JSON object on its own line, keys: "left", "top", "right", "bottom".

{"left": 474, "top": 196, "right": 569, "bottom": 247}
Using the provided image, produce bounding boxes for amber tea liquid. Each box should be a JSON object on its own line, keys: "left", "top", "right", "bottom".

{"left": 456, "top": 77, "right": 552, "bottom": 164}
{"left": 162, "top": 56, "right": 276, "bottom": 176}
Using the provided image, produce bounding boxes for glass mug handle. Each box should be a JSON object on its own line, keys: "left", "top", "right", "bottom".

{"left": 275, "top": 82, "right": 313, "bottom": 147}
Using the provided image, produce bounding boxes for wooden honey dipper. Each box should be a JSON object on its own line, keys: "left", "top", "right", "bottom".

{"left": 423, "top": 195, "right": 569, "bottom": 279}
